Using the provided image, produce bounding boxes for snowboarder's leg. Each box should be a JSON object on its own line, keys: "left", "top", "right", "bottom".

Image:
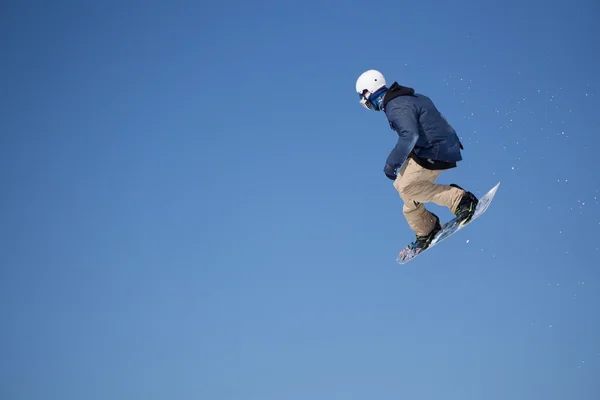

{"left": 394, "top": 158, "right": 465, "bottom": 214}
{"left": 402, "top": 200, "right": 440, "bottom": 237}
{"left": 394, "top": 159, "right": 442, "bottom": 237}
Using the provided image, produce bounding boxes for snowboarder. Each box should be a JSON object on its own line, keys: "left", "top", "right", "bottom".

{"left": 355, "top": 69, "right": 479, "bottom": 251}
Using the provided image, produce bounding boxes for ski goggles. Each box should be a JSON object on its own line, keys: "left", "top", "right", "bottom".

{"left": 358, "top": 89, "right": 373, "bottom": 110}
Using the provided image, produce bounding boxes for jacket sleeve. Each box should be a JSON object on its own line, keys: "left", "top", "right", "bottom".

{"left": 385, "top": 103, "right": 419, "bottom": 170}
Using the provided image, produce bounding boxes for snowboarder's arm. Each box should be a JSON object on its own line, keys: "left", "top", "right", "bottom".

{"left": 384, "top": 103, "right": 419, "bottom": 177}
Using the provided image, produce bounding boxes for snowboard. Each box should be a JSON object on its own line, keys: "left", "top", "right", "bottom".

{"left": 397, "top": 182, "right": 500, "bottom": 264}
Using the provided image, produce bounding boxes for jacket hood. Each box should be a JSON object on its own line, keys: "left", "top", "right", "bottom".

{"left": 382, "top": 82, "right": 415, "bottom": 108}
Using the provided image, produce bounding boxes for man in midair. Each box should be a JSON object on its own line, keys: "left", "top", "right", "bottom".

{"left": 356, "top": 69, "right": 479, "bottom": 250}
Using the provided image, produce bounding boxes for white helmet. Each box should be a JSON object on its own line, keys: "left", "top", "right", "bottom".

{"left": 356, "top": 69, "right": 387, "bottom": 109}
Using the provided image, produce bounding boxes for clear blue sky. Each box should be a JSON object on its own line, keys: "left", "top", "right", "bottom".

{"left": 1, "top": 0, "right": 599, "bottom": 399}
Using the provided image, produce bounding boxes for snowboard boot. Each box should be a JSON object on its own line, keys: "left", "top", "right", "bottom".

{"left": 451, "top": 184, "right": 479, "bottom": 224}
{"left": 410, "top": 214, "right": 442, "bottom": 252}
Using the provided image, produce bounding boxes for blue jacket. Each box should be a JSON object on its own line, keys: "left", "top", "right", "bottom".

{"left": 382, "top": 83, "right": 463, "bottom": 173}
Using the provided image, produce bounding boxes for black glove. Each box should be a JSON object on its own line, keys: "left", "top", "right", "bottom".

{"left": 384, "top": 164, "right": 397, "bottom": 181}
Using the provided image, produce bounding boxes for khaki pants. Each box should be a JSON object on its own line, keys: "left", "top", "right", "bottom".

{"left": 393, "top": 157, "right": 465, "bottom": 237}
